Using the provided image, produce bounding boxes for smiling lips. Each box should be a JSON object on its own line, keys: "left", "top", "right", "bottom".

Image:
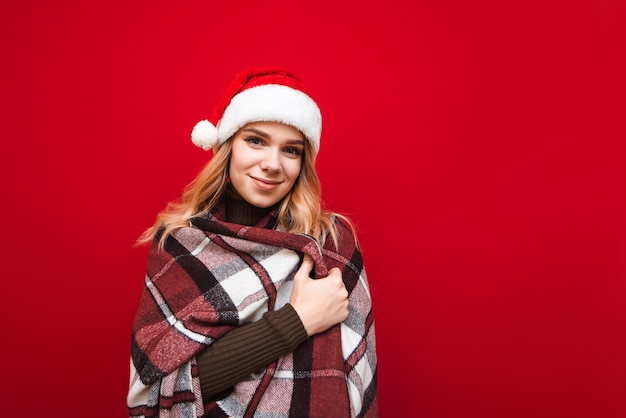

{"left": 250, "top": 175, "right": 282, "bottom": 191}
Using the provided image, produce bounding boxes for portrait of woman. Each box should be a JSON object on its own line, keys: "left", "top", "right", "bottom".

{"left": 127, "top": 67, "right": 378, "bottom": 417}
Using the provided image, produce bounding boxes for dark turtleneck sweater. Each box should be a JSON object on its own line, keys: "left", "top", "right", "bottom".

{"left": 196, "top": 188, "right": 308, "bottom": 401}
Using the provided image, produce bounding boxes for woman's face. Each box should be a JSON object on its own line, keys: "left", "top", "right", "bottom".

{"left": 229, "top": 121, "right": 305, "bottom": 208}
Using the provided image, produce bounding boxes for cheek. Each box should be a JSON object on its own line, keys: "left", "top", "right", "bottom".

{"left": 286, "top": 161, "right": 302, "bottom": 182}
{"left": 229, "top": 145, "right": 249, "bottom": 175}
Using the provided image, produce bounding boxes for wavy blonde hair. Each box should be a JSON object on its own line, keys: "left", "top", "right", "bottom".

{"left": 138, "top": 135, "right": 351, "bottom": 249}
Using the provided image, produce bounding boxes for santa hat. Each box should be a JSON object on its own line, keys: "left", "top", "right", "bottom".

{"left": 191, "top": 67, "right": 322, "bottom": 154}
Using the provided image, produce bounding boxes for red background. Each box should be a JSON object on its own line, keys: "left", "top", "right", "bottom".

{"left": 1, "top": 1, "right": 625, "bottom": 417}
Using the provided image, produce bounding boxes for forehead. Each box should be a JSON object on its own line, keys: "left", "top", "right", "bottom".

{"left": 240, "top": 121, "right": 305, "bottom": 141}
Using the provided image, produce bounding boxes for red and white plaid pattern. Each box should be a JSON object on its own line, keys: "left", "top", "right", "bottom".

{"left": 128, "top": 210, "right": 378, "bottom": 417}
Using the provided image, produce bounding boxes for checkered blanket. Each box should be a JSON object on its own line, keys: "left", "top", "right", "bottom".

{"left": 127, "top": 210, "right": 378, "bottom": 417}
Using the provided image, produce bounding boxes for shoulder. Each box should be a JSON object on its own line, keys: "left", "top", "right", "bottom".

{"left": 150, "top": 224, "right": 207, "bottom": 255}
{"left": 332, "top": 213, "right": 357, "bottom": 238}
{"left": 323, "top": 212, "right": 359, "bottom": 252}
{"left": 322, "top": 213, "right": 365, "bottom": 275}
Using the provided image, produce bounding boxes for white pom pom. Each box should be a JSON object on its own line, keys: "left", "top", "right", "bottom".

{"left": 191, "top": 120, "right": 219, "bottom": 151}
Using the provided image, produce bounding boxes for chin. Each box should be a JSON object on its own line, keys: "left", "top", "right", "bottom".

{"left": 246, "top": 195, "right": 280, "bottom": 209}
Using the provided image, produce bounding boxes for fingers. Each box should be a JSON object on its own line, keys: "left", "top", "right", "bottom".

{"left": 325, "top": 268, "right": 349, "bottom": 304}
{"left": 328, "top": 267, "right": 346, "bottom": 286}
{"left": 328, "top": 266, "right": 342, "bottom": 277}
{"left": 297, "top": 257, "right": 344, "bottom": 282}
{"left": 290, "top": 261, "right": 350, "bottom": 336}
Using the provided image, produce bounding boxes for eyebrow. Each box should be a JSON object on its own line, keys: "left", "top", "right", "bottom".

{"left": 241, "top": 127, "right": 305, "bottom": 145}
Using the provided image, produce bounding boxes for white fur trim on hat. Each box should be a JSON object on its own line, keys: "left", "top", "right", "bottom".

{"left": 217, "top": 84, "right": 322, "bottom": 153}
{"left": 191, "top": 120, "right": 219, "bottom": 151}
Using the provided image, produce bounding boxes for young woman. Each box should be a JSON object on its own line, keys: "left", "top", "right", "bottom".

{"left": 127, "top": 68, "right": 378, "bottom": 418}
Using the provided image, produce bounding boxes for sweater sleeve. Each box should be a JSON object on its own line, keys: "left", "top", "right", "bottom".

{"left": 196, "top": 303, "right": 308, "bottom": 400}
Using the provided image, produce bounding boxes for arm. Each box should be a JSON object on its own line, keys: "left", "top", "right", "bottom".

{"left": 196, "top": 303, "right": 307, "bottom": 399}
{"left": 197, "top": 254, "right": 349, "bottom": 400}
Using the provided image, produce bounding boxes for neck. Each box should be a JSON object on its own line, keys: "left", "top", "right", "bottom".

{"left": 224, "top": 185, "right": 275, "bottom": 226}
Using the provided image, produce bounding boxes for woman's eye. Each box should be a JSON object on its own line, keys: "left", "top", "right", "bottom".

{"left": 284, "top": 147, "right": 302, "bottom": 156}
{"left": 245, "top": 137, "right": 263, "bottom": 146}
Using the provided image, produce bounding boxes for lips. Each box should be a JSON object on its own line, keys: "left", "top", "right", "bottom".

{"left": 250, "top": 175, "right": 282, "bottom": 191}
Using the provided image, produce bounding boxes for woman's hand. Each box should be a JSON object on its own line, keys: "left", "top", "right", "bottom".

{"left": 289, "top": 254, "right": 349, "bottom": 336}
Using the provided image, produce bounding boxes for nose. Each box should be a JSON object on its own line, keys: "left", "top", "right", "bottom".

{"left": 260, "top": 148, "right": 281, "bottom": 172}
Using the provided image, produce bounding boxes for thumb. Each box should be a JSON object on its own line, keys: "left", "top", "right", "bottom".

{"left": 295, "top": 254, "right": 314, "bottom": 281}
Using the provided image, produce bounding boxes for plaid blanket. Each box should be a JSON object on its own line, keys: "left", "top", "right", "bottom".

{"left": 127, "top": 210, "right": 378, "bottom": 418}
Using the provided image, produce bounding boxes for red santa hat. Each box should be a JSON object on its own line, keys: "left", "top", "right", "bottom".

{"left": 191, "top": 67, "right": 322, "bottom": 154}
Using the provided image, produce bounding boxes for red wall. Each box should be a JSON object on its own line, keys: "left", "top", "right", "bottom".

{"left": 1, "top": 1, "right": 624, "bottom": 417}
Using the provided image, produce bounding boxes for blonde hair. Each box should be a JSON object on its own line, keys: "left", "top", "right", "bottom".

{"left": 137, "top": 136, "right": 351, "bottom": 249}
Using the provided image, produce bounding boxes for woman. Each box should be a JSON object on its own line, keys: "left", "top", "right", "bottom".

{"left": 127, "top": 68, "right": 378, "bottom": 418}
